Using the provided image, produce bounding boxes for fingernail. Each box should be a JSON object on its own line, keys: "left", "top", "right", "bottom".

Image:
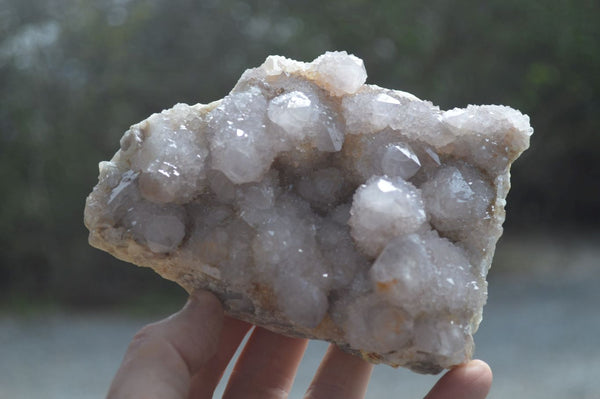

{"left": 467, "top": 359, "right": 491, "bottom": 373}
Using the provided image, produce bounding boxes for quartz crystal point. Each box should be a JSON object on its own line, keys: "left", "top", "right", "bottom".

{"left": 84, "top": 51, "right": 533, "bottom": 374}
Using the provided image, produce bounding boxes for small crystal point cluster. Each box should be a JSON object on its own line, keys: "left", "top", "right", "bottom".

{"left": 84, "top": 51, "right": 532, "bottom": 374}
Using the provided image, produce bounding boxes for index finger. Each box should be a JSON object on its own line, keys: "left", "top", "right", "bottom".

{"left": 107, "top": 290, "right": 224, "bottom": 399}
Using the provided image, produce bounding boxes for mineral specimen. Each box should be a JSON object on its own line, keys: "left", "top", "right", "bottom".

{"left": 84, "top": 51, "right": 532, "bottom": 374}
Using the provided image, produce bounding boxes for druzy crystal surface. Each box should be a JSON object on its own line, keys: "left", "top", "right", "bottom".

{"left": 84, "top": 51, "right": 532, "bottom": 374}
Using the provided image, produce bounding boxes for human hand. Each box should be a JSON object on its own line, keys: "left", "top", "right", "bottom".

{"left": 107, "top": 290, "right": 492, "bottom": 399}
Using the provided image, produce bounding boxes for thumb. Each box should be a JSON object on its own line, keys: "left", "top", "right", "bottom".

{"left": 107, "top": 290, "right": 224, "bottom": 399}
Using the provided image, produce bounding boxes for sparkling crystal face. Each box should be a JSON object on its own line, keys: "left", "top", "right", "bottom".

{"left": 84, "top": 51, "right": 532, "bottom": 374}
{"left": 381, "top": 142, "right": 421, "bottom": 179}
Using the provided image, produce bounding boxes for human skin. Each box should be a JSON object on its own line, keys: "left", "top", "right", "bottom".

{"left": 107, "top": 290, "right": 492, "bottom": 399}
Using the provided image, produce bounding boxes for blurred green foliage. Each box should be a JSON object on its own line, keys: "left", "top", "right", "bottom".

{"left": 1, "top": 0, "right": 598, "bottom": 306}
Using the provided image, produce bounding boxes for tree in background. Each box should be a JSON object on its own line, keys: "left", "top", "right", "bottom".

{"left": 1, "top": 0, "right": 598, "bottom": 305}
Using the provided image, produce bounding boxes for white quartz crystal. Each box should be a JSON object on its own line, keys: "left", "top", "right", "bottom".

{"left": 381, "top": 142, "right": 421, "bottom": 179}
{"left": 349, "top": 176, "right": 426, "bottom": 256}
{"left": 84, "top": 51, "right": 532, "bottom": 374}
{"left": 313, "top": 51, "right": 367, "bottom": 96}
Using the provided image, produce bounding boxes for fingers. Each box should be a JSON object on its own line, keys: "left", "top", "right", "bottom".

{"left": 108, "top": 291, "right": 489, "bottom": 399}
{"left": 107, "top": 290, "right": 223, "bottom": 399}
{"left": 303, "top": 344, "right": 373, "bottom": 399}
{"left": 222, "top": 327, "right": 308, "bottom": 399}
{"left": 188, "top": 316, "right": 252, "bottom": 398}
{"left": 424, "top": 359, "right": 493, "bottom": 399}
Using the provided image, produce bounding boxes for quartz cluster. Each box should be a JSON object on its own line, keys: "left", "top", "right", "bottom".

{"left": 84, "top": 51, "right": 532, "bottom": 373}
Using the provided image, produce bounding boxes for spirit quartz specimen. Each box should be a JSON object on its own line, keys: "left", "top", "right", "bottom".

{"left": 84, "top": 51, "right": 532, "bottom": 374}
